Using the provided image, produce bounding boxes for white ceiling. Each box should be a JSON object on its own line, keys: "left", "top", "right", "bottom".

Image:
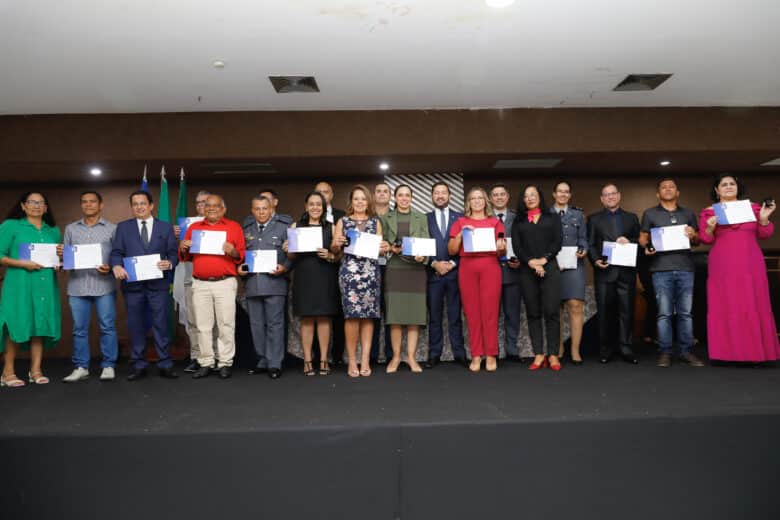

{"left": 1, "top": 0, "right": 779, "bottom": 115}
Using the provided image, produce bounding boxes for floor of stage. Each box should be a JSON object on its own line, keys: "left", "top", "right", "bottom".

{"left": 2, "top": 348, "right": 779, "bottom": 436}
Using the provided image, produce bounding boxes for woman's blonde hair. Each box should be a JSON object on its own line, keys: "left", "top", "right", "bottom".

{"left": 464, "top": 186, "right": 494, "bottom": 217}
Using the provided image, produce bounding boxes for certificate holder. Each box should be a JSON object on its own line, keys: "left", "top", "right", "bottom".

{"left": 190, "top": 230, "right": 226, "bottom": 255}
{"left": 18, "top": 243, "right": 60, "bottom": 268}
{"left": 344, "top": 229, "right": 381, "bottom": 259}
{"left": 650, "top": 225, "right": 691, "bottom": 252}
{"left": 713, "top": 199, "right": 756, "bottom": 225}
{"left": 288, "top": 227, "right": 323, "bottom": 253}
{"left": 122, "top": 254, "right": 163, "bottom": 282}
{"left": 178, "top": 216, "right": 205, "bottom": 240}
{"left": 63, "top": 243, "right": 103, "bottom": 270}
{"left": 556, "top": 246, "right": 579, "bottom": 270}
{"left": 401, "top": 237, "right": 436, "bottom": 257}
{"left": 245, "top": 250, "right": 278, "bottom": 273}
{"left": 462, "top": 227, "right": 496, "bottom": 253}
{"left": 601, "top": 242, "right": 638, "bottom": 268}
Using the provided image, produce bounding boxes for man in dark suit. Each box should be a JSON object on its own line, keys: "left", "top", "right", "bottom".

{"left": 425, "top": 181, "right": 467, "bottom": 368}
{"left": 110, "top": 190, "right": 179, "bottom": 380}
{"left": 587, "top": 183, "right": 641, "bottom": 364}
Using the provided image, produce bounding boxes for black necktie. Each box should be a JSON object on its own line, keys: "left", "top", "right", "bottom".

{"left": 559, "top": 210, "right": 564, "bottom": 218}
{"left": 497, "top": 213, "right": 504, "bottom": 223}
{"left": 141, "top": 220, "right": 149, "bottom": 247}
{"left": 258, "top": 224, "right": 265, "bottom": 233}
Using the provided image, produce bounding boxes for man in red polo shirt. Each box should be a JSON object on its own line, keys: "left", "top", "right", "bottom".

{"left": 179, "top": 194, "right": 245, "bottom": 379}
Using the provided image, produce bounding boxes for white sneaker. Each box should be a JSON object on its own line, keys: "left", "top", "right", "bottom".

{"left": 63, "top": 367, "right": 89, "bottom": 383}
{"left": 99, "top": 367, "right": 115, "bottom": 381}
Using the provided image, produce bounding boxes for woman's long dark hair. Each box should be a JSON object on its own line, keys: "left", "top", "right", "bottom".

{"left": 710, "top": 173, "right": 746, "bottom": 202}
{"left": 298, "top": 191, "right": 329, "bottom": 226}
{"left": 515, "top": 184, "right": 547, "bottom": 221}
{"left": 5, "top": 191, "right": 56, "bottom": 226}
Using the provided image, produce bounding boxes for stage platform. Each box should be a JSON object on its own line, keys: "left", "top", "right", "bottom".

{"left": 2, "top": 353, "right": 779, "bottom": 519}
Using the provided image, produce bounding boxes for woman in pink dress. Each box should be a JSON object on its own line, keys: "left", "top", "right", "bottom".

{"left": 699, "top": 174, "right": 778, "bottom": 362}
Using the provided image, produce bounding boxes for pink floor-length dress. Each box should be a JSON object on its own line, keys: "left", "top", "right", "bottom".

{"left": 699, "top": 203, "right": 780, "bottom": 361}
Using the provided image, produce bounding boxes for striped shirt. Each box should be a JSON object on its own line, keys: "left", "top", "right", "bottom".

{"left": 63, "top": 217, "right": 117, "bottom": 297}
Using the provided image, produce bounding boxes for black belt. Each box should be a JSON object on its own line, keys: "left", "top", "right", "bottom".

{"left": 193, "top": 275, "right": 232, "bottom": 282}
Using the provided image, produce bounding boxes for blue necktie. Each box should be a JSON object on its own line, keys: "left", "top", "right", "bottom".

{"left": 439, "top": 209, "right": 447, "bottom": 236}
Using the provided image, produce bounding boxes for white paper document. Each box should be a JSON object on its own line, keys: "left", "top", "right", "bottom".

{"left": 713, "top": 199, "right": 756, "bottom": 225}
{"left": 650, "top": 225, "right": 691, "bottom": 252}
{"left": 63, "top": 243, "right": 103, "bottom": 270}
{"left": 18, "top": 243, "right": 60, "bottom": 268}
{"left": 401, "top": 237, "right": 436, "bottom": 257}
{"left": 245, "top": 249, "right": 278, "bottom": 273}
{"left": 462, "top": 227, "right": 496, "bottom": 253}
{"left": 556, "top": 246, "right": 579, "bottom": 270}
{"left": 602, "top": 242, "right": 638, "bottom": 267}
{"left": 123, "top": 254, "right": 163, "bottom": 282}
{"left": 344, "top": 229, "right": 381, "bottom": 259}
{"left": 190, "top": 230, "right": 226, "bottom": 255}
{"left": 288, "top": 227, "right": 323, "bottom": 253}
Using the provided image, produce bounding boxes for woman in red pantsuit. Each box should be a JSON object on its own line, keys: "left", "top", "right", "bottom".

{"left": 449, "top": 186, "right": 506, "bottom": 372}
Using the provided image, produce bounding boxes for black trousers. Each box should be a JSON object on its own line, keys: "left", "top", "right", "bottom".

{"left": 518, "top": 266, "right": 560, "bottom": 356}
{"left": 595, "top": 277, "right": 636, "bottom": 357}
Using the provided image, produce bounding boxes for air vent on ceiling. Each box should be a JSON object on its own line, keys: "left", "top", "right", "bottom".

{"left": 760, "top": 157, "right": 780, "bottom": 166}
{"left": 613, "top": 74, "right": 673, "bottom": 91}
{"left": 269, "top": 76, "right": 320, "bottom": 93}
{"left": 202, "top": 162, "right": 277, "bottom": 175}
{"left": 493, "top": 158, "right": 563, "bottom": 169}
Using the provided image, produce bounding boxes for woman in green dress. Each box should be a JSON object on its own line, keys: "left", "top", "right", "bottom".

{"left": 0, "top": 192, "right": 62, "bottom": 387}
{"left": 379, "top": 184, "right": 430, "bottom": 373}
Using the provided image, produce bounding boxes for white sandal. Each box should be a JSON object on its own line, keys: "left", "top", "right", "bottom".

{"left": 1, "top": 374, "right": 26, "bottom": 388}
{"left": 28, "top": 372, "right": 50, "bottom": 385}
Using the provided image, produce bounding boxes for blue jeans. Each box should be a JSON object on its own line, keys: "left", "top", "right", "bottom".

{"left": 69, "top": 294, "right": 119, "bottom": 369}
{"left": 652, "top": 271, "right": 694, "bottom": 355}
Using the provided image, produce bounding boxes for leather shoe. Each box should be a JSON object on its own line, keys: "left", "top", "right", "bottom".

{"left": 505, "top": 355, "right": 522, "bottom": 363}
{"left": 192, "top": 366, "right": 210, "bottom": 379}
{"left": 599, "top": 356, "right": 611, "bottom": 364}
{"left": 656, "top": 353, "right": 672, "bottom": 368}
{"left": 268, "top": 368, "right": 282, "bottom": 379}
{"left": 453, "top": 357, "right": 469, "bottom": 369}
{"left": 183, "top": 359, "right": 200, "bottom": 373}
{"left": 621, "top": 353, "right": 639, "bottom": 365}
{"left": 249, "top": 366, "right": 267, "bottom": 375}
{"left": 219, "top": 366, "right": 232, "bottom": 379}
{"left": 159, "top": 367, "right": 179, "bottom": 379}
{"left": 127, "top": 368, "right": 147, "bottom": 381}
{"left": 679, "top": 352, "right": 705, "bottom": 367}
{"left": 424, "top": 358, "right": 440, "bottom": 369}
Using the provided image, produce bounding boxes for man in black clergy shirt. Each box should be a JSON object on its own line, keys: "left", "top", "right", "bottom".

{"left": 587, "top": 183, "right": 641, "bottom": 364}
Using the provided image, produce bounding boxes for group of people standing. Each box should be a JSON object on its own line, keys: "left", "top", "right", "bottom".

{"left": 0, "top": 174, "right": 777, "bottom": 387}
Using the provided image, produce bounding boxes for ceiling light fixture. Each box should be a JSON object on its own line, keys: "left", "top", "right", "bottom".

{"left": 485, "top": 0, "right": 515, "bottom": 7}
{"left": 89, "top": 167, "right": 102, "bottom": 176}
{"left": 379, "top": 162, "right": 390, "bottom": 171}
{"left": 212, "top": 60, "right": 225, "bottom": 69}
{"left": 659, "top": 160, "right": 671, "bottom": 167}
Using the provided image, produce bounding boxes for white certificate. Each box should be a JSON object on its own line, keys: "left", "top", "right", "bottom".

{"left": 246, "top": 249, "right": 278, "bottom": 273}
{"left": 650, "top": 225, "right": 690, "bottom": 252}
{"left": 344, "top": 230, "right": 381, "bottom": 259}
{"left": 190, "top": 230, "right": 226, "bottom": 255}
{"left": 63, "top": 243, "right": 103, "bottom": 270}
{"left": 602, "top": 242, "right": 638, "bottom": 267}
{"left": 462, "top": 227, "right": 496, "bottom": 253}
{"left": 123, "top": 254, "right": 163, "bottom": 282}
{"left": 504, "top": 237, "right": 518, "bottom": 259}
{"left": 556, "top": 246, "right": 579, "bottom": 270}
{"left": 288, "top": 227, "right": 323, "bottom": 253}
{"left": 18, "top": 243, "right": 60, "bottom": 268}
{"left": 713, "top": 199, "right": 756, "bottom": 225}
{"left": 401, "top": 237, "right": 436, "bottom": 257}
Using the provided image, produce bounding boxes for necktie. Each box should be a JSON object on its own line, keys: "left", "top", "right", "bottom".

{"left": 141, "top": 220, "right": 149, "bottom": 247}
{"left": 439, "top": 209, "right": 447, "bottom": 235}
{"left": 497, "top": 213, "right": 504, "bottom": 223}
{"left": 559, "top": 210, "right": 564, "bottom": 218}
{"left": 258, "top": 223, "right": 265, "bottom": 233}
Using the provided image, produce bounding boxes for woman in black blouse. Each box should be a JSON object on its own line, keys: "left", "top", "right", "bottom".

{"left": 510, "top": 185, "right": 563, "bottom": 371}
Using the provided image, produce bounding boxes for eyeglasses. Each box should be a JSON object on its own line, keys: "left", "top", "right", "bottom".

{"left": 131, "top": 202, "right": 149, "bottom": 207}
{"left": 25, "top": 200, "right": 46, "bottom": 207}
{"left": 602, "top": 191, "right": 619, "bottom": 197}
{"left": 196, "top": 200, "right": 208, "bottom": 206}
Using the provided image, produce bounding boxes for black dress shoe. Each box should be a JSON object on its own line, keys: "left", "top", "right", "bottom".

{"left": 159, "top": 367, "right": 179, "bottom": 379}
{"left": 249, "top": 366, "right": 267, "bottom": 375}
{"left": 505, "top": 355, "right": 522, "bottom": 363}
{"left": 192, "top": 366, "right": 210, "bottom": 379}
{"left": 424, "top": 358, "right": 440, "bottom": 369}
{"left": 268, "top": 368, "right": 282, "bottom": 379}
{"left": 219, "top": 366, "right": 232, "bottom": 379}
{"left": 599, "top": 356, "right": 611, "bottom": 364}
{"left": 127, "top": 368, "right": 147, "bottom": 381}
{"left": 621, "top": 354, "right": 639, "bottom": 365}
{"left": 183, "top": 359, "right": 200, "bottom": 373}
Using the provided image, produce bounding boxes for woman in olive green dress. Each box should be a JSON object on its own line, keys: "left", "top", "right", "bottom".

{"left": 0, "top": 192, "right": 62, "bottom": 387}
{"left": 379, "top": 185, "right": 430, "bottom": 373}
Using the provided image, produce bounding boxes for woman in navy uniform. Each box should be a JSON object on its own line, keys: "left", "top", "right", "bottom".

{"left": 550, "top": 181, "right": 588, "bottom": 364}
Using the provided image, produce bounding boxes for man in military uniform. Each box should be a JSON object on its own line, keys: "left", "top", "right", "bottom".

{"left": 241, "top": 195, "right": 291, "bottom": 379}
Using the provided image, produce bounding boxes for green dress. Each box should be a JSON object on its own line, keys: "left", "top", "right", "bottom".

{"left": 0, "top": 218, "right": 62, "bottom": 351}
{"left": 384, "top": 213, "right": 428, "bottom": 325}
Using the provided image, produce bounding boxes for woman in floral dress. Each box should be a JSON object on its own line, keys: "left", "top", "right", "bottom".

{"left": 331, "top": 185, "right": 383, "bottom": 378}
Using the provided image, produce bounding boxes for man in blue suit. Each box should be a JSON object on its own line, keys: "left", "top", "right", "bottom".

{"left": 425, "top": 181, "right": 467, "bottom": 368}
{"left": 110, "top": 190, "right": 179, "bottom": 381}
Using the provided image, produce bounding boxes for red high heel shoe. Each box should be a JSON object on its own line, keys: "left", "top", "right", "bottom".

{"left": 548, "top": 359, "right": 562, "bottom": 372}
{"left": 528, "top": 358, "right": 548, "bottom": 371}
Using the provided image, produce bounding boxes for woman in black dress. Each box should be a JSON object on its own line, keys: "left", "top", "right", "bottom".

{"left": 286, "top": 192, "right": 340, "bottom": 375}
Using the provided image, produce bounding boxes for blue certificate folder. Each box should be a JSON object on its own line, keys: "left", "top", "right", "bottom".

{"left": 343, "top": 229, "right": 360, "bottom": 255}
{"left": 401, "top": 237, "right": 416, "bottom": 255}
{"left": 601, "top": 242, "right": 616, "bottom": 262}
{"left": 178, "top": 217, "right": 204, "bottom": 240}
{"left": 18, "top": 243, "right": 59, "bottom": 267}
{"left": 122, "top": 255, "right": 162, "bottom": 282}
{"left": 461, "top": 228, "right": 476, "bottom": 252}
{"left": 62, "top": 244, "right": 102, "bottom": 270}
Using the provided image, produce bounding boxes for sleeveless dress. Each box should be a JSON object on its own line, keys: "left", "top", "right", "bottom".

{"left": 338, "top": 216, "right": 381, "bottom": 319}
{"left": 291, "top": 222, "right": 340, "bottom": 317}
